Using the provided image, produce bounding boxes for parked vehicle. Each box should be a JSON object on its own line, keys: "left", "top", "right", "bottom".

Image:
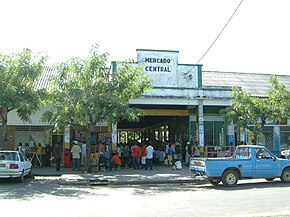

{"left": 190, "top": 145, "right": 290, "bottom": 186}
{"left": 281, "top": 149, "right": 290, "bottom": 159}
{"left": 0, "top": 150, "right": 32, "bottom": 182}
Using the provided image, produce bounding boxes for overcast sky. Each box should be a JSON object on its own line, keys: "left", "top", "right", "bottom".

{"left": 1, "top": 0, "right": 290, "bottom": 75}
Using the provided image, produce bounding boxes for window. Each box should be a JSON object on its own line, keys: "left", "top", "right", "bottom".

{"left": 0, "top": 152, "right": 18, "bottom": 161}
{"left": 255, "top": 148, "right": 273, "bottom": 159}
{"left": 19, "top": 153, "right": 25, "bottom": 162}
{"left": 280, "top": 126, "right": 290, "bottom": 150}
{"left": 235, "top": 147, "right": 251, "bottom": 159}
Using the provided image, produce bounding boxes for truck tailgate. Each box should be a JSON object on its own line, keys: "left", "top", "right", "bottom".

{"left": 190, "top": 158, "right": 206, "bottom": 175}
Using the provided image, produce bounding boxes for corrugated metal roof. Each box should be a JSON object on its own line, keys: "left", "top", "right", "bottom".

{"left": 203, "top": 71, "right": 290, "bottom": 97}
{"left": 35, "top": 66, "right": 58, "bottom": 90}
{"left": 35, "top": 67, "right": 290, "bottom": 98}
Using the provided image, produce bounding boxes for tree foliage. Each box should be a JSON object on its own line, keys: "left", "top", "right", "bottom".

{"left": 43, "top": 44, "right": 152, "bottom": 139}
{"left": 267, "top": 76, "right": 290, "bottom": 121}
{"left": 0, "top": 49, "right": 47, "bottom": 149}
{"left": 221, "top": 76, "right": 290, "bottom": 141}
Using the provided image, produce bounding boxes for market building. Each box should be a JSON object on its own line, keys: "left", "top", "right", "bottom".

{"left": 2, "top": 49, "right": 290, "bottom": 160}
{"left": 117, "top": 49, "right": 290, "bottom": 156}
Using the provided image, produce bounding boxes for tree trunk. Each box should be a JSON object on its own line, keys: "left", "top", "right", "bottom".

{"left": 1, "top": 121, "right": 8, "bottom": 150}
{"left": 0, "top": 108, "right": 8, "bottom": 150}
{"left": 86, "top": 134, "right": 92, "bottom": 173}
{"left": 85, "top": 124, "right": 94, "bottom": 173}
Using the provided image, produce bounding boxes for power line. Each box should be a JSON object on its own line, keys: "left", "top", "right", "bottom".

{"left": 196, "top": 0, "right": 244, "bottom": 64}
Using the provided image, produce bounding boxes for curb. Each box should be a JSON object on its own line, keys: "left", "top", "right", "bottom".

{"left": 110, "top": 179, "right": 207, "bottom": 185}
{"left": 56, "top": 176, "right": 207, "bottom": 186}
{"left": 32, "top": 170, "right": 208, "bottom": 186}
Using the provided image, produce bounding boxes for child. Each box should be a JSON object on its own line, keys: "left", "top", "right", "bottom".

{"left": 110, "top": 152, "right": 122, "bottom": 170}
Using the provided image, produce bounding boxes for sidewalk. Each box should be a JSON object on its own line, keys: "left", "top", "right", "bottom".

{"left": 32, "top": 165, "right": 207, "bottom": 186}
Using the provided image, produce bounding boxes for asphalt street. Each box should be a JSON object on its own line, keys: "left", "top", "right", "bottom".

{"left": 1, "top": 175, "right": 290, "bottom": 217}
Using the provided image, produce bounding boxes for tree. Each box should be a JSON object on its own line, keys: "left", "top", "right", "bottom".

{"left": 0, "top": 49, "right": 47, "bottom": 149}
{"left": 221, "top": 76, "right": 290, "bottom": 143}
{"left": 43, "top": 44, "right": 152, "bottom": 171}
{"left": 267, "top": 76, "right": 290, "bottom": 122}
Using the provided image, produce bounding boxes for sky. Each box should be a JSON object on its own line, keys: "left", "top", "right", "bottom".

{"left": 1, "top": 0, "right": 290, "bottom": 75}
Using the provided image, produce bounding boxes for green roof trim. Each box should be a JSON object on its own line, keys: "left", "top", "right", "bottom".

{"left": 112, "top": 61, "right": 117, "bottom": 73}
{"left": 153, "top": 86, "right": 232, "bottom": 91}
{"left": 178, "top": 63, "right": 203, "bottom": 67}
{"left": 136, "top": 49, "right": 179, "bottom": 53}
{"left": 198, "top": 65, "right": 202, "bottom": 88}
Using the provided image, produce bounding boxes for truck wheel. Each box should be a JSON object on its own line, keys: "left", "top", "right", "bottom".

{"left": 222, "top": 170, "right": 238, "bottom": 187}
{"left": 281, "top": 168, "right": 290, "bottom": 182}
{"left": 208, "top": 178, "right": 221, "bottom": 186}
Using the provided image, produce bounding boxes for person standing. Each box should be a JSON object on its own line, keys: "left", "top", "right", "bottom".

{"left": 193, "top": 143, "right": 201, "bottom": 157}
{"left": 17, "top": 142, "right": 23, "bottom": 152}
{"left": 185, "top": 141, "right": 192, "bottom": 165}
{"left": 166, "top": 144, "right": 173, "bottom": 166}
{"left": 53, "top": 143, "right": 62, "bottom": 171}
{"left": 23, "top": 143, "right": 30, "bottom": 158}
{"left": 145, "top": 143, "right": 154, "bottom": 170}
{"left": 98, "top": 141, "right": 105, "bottom": 153}
{"left": 71, "top": 141, "right": 81, "bottom": 171}
{"left": 45, "top": 144, "right": 53, "bottom": 166}
{"left": 98, "top": 152, "right": 109, "bottom": 172}
{"left": 140, "top": 143, "right": 147, "bottom": 169}
{"left": 159, "top": 148, "right": 165, "bottom": 165}
{"left": 117, "top": 143, "right": 123, "bottom": 159}
{"left": 174, "top": 143, "right": 182, "bottom": 164}
{"left": 131, "top": 141, "right": 140, "bottom": 169}
{"left": 35, "top": 143, "right": 44, "bottom": 167}
{"left": 154, "top": 148, "right": 160, "bottom": 164}
{"left": 121, "top": 143, "right": 131, "bottom": 168}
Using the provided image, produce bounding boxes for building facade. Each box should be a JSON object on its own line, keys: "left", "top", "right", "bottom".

{"left": 2, "top": 49, "right": 290, "bottom": 157}
{"left": 117, "top": 49, "right": 290, "bottom": 156}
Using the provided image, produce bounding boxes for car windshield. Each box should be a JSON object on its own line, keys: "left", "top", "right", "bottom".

{"left": 0, "top": 152, "right": 19, "bottom": 161}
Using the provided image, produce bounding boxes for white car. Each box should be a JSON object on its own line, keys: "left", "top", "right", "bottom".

{"left": 0, "top": 150, "right": 32, "bottom": 182}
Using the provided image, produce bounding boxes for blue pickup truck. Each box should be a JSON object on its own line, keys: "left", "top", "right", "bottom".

{"left": 190, "top": 145, "right": 290, "bottom": 186}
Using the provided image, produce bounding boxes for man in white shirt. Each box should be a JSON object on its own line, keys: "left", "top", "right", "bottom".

{"left": 145, "top": 143, "right": 154, "bottom": 170}
{"left": 71, "top": 141, "right": 81, "bottom": 171}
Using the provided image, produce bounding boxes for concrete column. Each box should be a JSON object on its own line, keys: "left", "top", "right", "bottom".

{"left": 198, "top": 99, "right": 204, "bottom": 147}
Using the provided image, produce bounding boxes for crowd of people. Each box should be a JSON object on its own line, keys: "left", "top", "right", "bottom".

{"left": 17, "top": 142, "right": 53, "bottom": 167}
{"left": 95, "top": 140, "right": 201, "bottom": 172}
{"left": 16, "top": 139, "right": 201, "bottom": 172}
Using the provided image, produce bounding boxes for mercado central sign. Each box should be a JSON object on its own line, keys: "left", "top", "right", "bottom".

{"left": 136, "top": 49, "right": 199, "bottom": 89}
{"left": 136, "top": 49, "right": 230, "bottom": 100}
{"left": 137, "top": 49, "right": 177, "bottom": 75}
{"left": 143, "top": 57, "right": 172, "bottom": 72}
{"left": 131, "top": 49, "right": 231, "bottom": 106}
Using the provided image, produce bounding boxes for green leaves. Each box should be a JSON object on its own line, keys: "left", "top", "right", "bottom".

{"left": 44, "top": 44, "right": 152, "bottom": 134}
{"left": 0, "top": 49, "right": 47, "bottom": 147}
{"left": 268, "top": 76, "right": 290, "bottom": 122}
{"left": 0, "top": 49, "right": 47, "bottom": 114}
{"left": 222, "top": 76, "right": 290, "bottom": 138}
